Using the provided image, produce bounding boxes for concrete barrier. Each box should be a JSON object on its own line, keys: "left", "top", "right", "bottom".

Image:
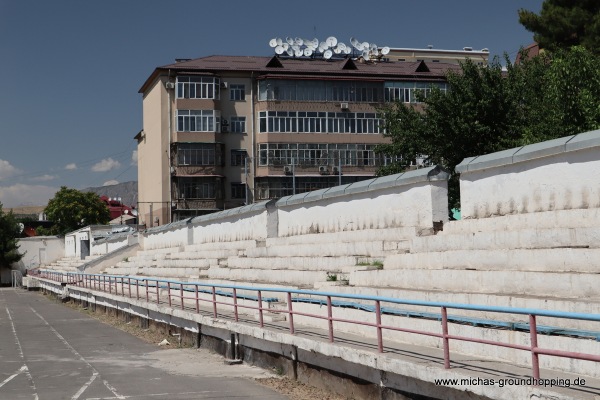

{"left": 456, "top": 129, "right": 600, "bottom": 219}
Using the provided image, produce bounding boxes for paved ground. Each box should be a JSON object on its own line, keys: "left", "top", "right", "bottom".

{"left": 0, "top": 288, "right": 286, "bottom": 400}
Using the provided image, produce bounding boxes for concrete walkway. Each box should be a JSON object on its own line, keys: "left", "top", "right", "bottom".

{"left": 0, "top": 288, "right": 285, "bottom": 400}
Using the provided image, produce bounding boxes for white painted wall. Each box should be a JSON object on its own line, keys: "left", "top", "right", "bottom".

{"left": 460, "top": 148, "right": 600, "bottom": 219}
{"left": 191, "top": 211, "right": 268, "bottom": 244}
{"left": 12, "top": 236, "right": 64, "bottom": 272}
{"left": 277, "top": 181, "right": 447, "bottom": 237}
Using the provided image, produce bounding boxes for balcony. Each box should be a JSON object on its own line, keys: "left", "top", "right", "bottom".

{"left": 172, "top": 199, "right": 223, "bottom": 211}
{"left": 171, "top": 165, "right": 223, "bottom": 177}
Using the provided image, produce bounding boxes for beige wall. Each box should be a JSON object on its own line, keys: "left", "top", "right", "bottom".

{"left": 138, "top": 77, "right": 170, "bottom": 226}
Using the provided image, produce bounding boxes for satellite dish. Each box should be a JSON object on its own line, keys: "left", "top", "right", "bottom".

{"left": 362, "top": 50, "right": 370, "bottom": 59}
{"left": 286, "top": 37, "right": 294, "bottom": 45}
{"left": 295, "top": 48, "right": 303, "bottom": 57}
{"left": 275, "top": 45, "right": 284, "bottom": 55}
{"left": 370, "top": 43, "right": 377, "bottom": 51}
{"left": 276, "top": 38, "right": 283, "bottom": 46}
{"left": 333, "top": 47, "right": 341, "bottom": 54}
{"left": 344, "top": 47, "right": 352, "bottom": 54}
{"left": 295, "top": 37, "right": 303, "bottom": 46}
{"left": 324, "top": 49, "right": 333, "bottom": 59}
{"left": 269, "top": 38, "right": 278, "bottom": 48}
{"left": 326, "top": 36, "right": 338, "bottom": 47}
{"left": 381, "top": 46, "right": 390, "bottom": 55}
{"left": 286, "top": 48, "right": 294, "bottom": 56}
{"left": 337, "top": 43, "right": 346, "bottom": 51}
{"left": 304, "top": 48, "right": 313, "bottom": 57}
{"left": 318, "top": 42, "right": 328, "bottom": 53}
{"left": 350, "top": 37, "right": 359, "bottom": 47}
{"left": 362, "top": 42, "right": 370, "bottom": 50}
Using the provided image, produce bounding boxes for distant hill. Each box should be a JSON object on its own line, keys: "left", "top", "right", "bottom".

{"left": 82, "top": 181, "right": 138, "bottom": 207}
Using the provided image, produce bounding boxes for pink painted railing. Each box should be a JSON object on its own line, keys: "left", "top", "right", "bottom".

{"left": 38, "top": 270, "right": 600, "bottom": 382}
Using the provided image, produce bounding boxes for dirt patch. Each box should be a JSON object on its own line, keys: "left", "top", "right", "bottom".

{"left": 257, "top": 377, "right": 348, "bottom": 400}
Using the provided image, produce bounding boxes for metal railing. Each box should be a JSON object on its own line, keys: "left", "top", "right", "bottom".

{"left": 38, "top": 270, "right": 600, "bottom": 381}
{"left": 11, "top": 270, "right": 23, "bottom": 288}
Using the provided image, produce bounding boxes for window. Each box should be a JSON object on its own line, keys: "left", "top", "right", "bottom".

{"left": 258, "top": 79, "right": 383, "bottom": 102}
{"left": 176, "top": 76, "right": 220, "bottom": 99}
{"left": 178, "top": 178, "right": 215, "bottom": 199}
{"left": 177, "top": 110, "right": 221, "bottom": 132}
{"left": 384, "top": 82, "right": 448, "bottom": 103}
{"left": 258, "top": 111, "right": 381, "bottom": 134}
{"left": 257, "top": 143, "right": 378, "bottom": 167}
{"left": 230, "top": 116, "right": 246, "bottom": 133}
{"left": 231, "top": 149, "right": 247, "bottom": 166}
{"left": 177, "top": 143, "right": 216, "bottom": 166}
{"left": 229, "top": 84, "right": 245, "bottom": 101}
{"left": 231, "top": 183, "right": 246, "bottom": 199}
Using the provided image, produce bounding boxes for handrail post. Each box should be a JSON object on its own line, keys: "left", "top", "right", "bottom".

{"left": 287, "top": 292, "right": 295, "bottom": 334}
{"left": 375, "top": 300, "right": 383, "bottom": 353}
{"left": 128, "top": 278, "right": 131, "bottom": 298}
{"left": 180, "top": 284, "right": 184, "bottom": 310}
{"left": 108, "top": 276, "right": 111, "bottom": 294}
{"left": 167, "top": 282, "right": 172, "bottom": 307}
{"left": 233, "top": 288, "right": 239, "bottom": 322}
{"left": 442, "top": 306, "right": 450, "bottom": 369}
{"left": 327, "top": 296, "right": 334, "bottom": 342}
{"left": 258, "top": 290, "right": 264, "bottom": 327}
{"left": 212, "top": 286, "right": 217, "bottom": 318}
{"left": 155, "top": 280, "right": 159, "bottom": 304}
{"left": 529, "top": 314, "right": 540, "bottom": 382}
{"left": 136, "top": 279, "right": 139, "bottom": 300}
{"left": 195, "top": 285, "right": 199, "bottom": 313}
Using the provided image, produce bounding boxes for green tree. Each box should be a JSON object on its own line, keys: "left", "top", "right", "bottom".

{"left": 43, "top": 187, "right": 110, "bottom": 235}
{"left": 0, "top": 203, "right": 24, "bottom": 269}
{"left": 519, "top": 0, "right": 600, "bottom": 54}
{"left": 376, "top": 47, "right": 600, "bottom": 211}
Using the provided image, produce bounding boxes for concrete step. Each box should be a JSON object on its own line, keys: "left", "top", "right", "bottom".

{"left": 246, "top": 241, "right": 408, "bottom": 258}
{"left": 444, "top": 208, "right": 600, "bottom": 235}
{"left": 266, "top": 227, "right": 418, "bottom": 247}
{"left": 412, "top": 226, "right": 600, "bottom": 253}
{"left": 184, "top": 240, "right": 258, "bottom": 252}
{"left": 167, "top": 249, "right": 241, "bottom": 260}
{"left": 155, "top": 258, "right": 214, "bottom": 269}
{"left": 385, "top": 248, "right": 600, "bottom": 273}
{"left": 136, "top": 247, "right": 183, "bottom": 256}
{"left": 227, "top": 256, "right": 365, "bottom": 271}
{"left": 207, "top": 267, "right": 349, "bottom": 287}
{"left": 349, "top": 268, "right": 600, "bottom": 300}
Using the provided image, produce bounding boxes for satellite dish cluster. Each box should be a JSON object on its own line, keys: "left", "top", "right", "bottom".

{"left": 269, "top": 36, "right": 390, "bottom": 60}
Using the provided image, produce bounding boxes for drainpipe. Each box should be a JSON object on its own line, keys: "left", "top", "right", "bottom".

{"left": 250, "top": 72, "right": 255, "bottom": 204}
{"left": 167, "top": 69, "right": 173, "bottom": 223}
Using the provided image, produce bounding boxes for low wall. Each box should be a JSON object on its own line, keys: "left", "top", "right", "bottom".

{"left": 13, "top": 236, "right": 64, "bottom": 272}
{"left": 140, "top": 169, "right": 449, "bottom": 251}
{"left": 275, "top": 166, "right": 449, "bottom": 237}
{"left": 456, "top": 129, "right": 600, "bottom": 219}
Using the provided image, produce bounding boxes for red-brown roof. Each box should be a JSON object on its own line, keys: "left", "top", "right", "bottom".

{"left": 139, "top": 55, "right": 460, "bottom": 93}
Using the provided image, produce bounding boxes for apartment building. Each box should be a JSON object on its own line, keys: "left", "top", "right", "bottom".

{"left": 136, "top": 49, "right": 460, "bottom": 225}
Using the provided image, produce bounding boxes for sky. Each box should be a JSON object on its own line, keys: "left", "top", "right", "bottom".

{"left": 0, "top": 0, "right": 543, "bottom": 208}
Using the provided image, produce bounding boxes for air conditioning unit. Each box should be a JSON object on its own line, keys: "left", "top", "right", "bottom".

{"left": 283, "top": 165, "right": 292, "bottom": 175}
{"left": 340, "top": 102, "right": 349, "bottom": 110}
{"left": 332, "top": 166, "right": 340, "bottom": 175}
{"left": 318, "top": 166, "right": 329, "bottom": 175}
{"left": 165, "top": 82, "right": 175, "bottom": 89}
{"left": 221, "top": 126, "right": 228, "bottom": 133}
{"left": 221, "top": 81, "right": 228, "bottom": 89}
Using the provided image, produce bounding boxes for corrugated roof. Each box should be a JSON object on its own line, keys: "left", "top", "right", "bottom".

{"left": 139, "top": 55, "right": 459, "bottom": 93}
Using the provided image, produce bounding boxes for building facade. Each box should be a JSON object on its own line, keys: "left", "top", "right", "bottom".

{"left": 136, "top": 51, "right": 460, "bottom": 225}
